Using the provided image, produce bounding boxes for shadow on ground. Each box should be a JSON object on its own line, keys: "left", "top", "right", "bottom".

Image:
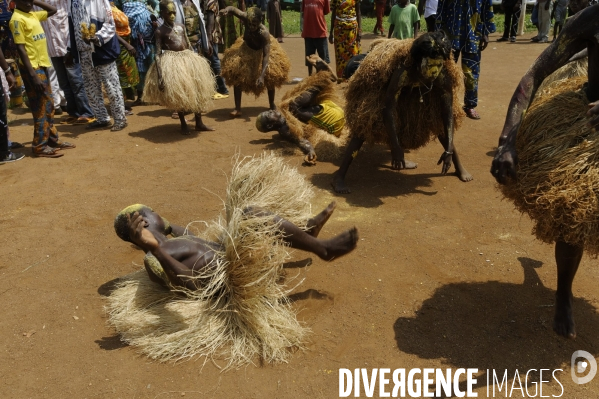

{"left": 393, "top": 257, "right": 599, "bottom": 396}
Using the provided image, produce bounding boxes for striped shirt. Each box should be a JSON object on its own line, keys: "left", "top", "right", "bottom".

{"left": 37, "top": 0, "right": 70, "bottom": 57}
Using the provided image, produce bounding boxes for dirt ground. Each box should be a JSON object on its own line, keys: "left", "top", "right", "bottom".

{"left": 2, "top": 33, "right": 599, "bottom": 399}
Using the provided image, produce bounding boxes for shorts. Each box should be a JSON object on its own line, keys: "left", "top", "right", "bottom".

{"left": 304, "top": 37, "right": 330, "bottom": 66}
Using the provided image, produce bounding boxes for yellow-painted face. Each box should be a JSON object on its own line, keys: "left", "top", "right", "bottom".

{"left": 163, "top": 3, "right": 177, "bottom": 24}
{"left": 420, "top": 57, "right": 444, "bottom": 80}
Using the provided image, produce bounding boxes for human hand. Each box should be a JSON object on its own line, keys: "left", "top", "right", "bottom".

{"left": 32, "top": 74, "right": 45, "bottom": 93}
{"left": 587, "top": 101, "right": 599, "bottom": 130}
{"left": 390, "top": 145, "right": 406, "bottom": 170}
{"left": 328, "top": 33, "right": 334, "bottom": 44}
{"left": 491, "top": 144, "right": 518, "bottom": 184}
{"left": 219, "top": 8, "right": 228, "bottom": 16}
{"left": 126, "top": 44, "right": 137, "bottom": 57}
{"left": 159, "top": 79, "right": 165, "bottom": 91}
{"left": 5, "top": 71, "right": 14, "bottom": 89}
{"left": 256, "top": 75, "right": 265, "bottom": 87}
{"left": 437, "top": 150, "right": 453, "bottom": 174}
{"left": 480, "top": 34, "right": 489, "bottom": 51}
{"left": 304, "top": 151, "right": 317, "bottom": 166}
{"left": 127, "top": 212, "right": 160, "bottom": 250}
{"left": 205, "top": 41, "right": 214, "bottom": 57}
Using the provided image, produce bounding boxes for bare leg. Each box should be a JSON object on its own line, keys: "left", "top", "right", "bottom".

{"left": 306, "top": 202, "right": 336, "bottom": 237}
{"left": 231, "top": 86, "right": 242, "bottom": 117}
{"left": 178, "top": 112, "right": 190, "bottom": 135}
{"left": 438, "top": 134, "right": 473, "bottom": 182}
{"left": 195, "top": 114, "right": 214, "bottom": 131}
{"left": 331, "top": 135, "right": 364, "bottom": 194}
{"left": 307, "top": 65, "right": 313, "bottom": 76}
{"left": 268, "top": 88, "right": 276, "bottom": 110}
{"left": 243, "top": 206, "right": 358, "bottom": 261}
{"left": 554, "top": 241, "right": 583, "bottom": 338}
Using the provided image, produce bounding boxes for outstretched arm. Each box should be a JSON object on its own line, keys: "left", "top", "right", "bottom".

{"left": 219, "top": 6, "right": 248, "bottom": 22}
{"left": 491, "top": 11, "right": 593, "bottom": 183}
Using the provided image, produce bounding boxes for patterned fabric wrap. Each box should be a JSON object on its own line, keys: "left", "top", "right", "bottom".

{"left": 20, "top": 67, "right": 59, "bottom": 151}
{"left": 122, "top": 1, "right": 154, "bottom": 73}
{"left": 435, "top": 0, "right": 495, "bottom": 54}
{"left": 332, "top": 0, "right": 360, "bottom": 78}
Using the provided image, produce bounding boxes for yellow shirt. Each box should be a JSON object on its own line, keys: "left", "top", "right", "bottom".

{"left": 309, "top": 100, "right": 346, "bottom": 137}
{"left": 10, "top": 9, "right": 52, "bottom": 68}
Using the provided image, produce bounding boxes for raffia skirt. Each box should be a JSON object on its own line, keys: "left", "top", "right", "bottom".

{"left": 106, "top": 152, "right": 314, "bottom": 367}
{"left": 499, "top": 77, "right": 599, "bottom": 254}
{"left": 221, "top": 36, "right": 290, "bottom": 96}
{"left": 142, "top": 50, "right": 215, "bottom": 113}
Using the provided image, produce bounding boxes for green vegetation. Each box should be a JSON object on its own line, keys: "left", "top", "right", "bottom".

{"left": 280, "top": 9, "right": 537, "bottom": 36}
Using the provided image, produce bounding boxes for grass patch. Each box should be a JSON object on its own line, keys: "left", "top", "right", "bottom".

{"left": 280, "top": 9, "right": 536, "bottom": 36}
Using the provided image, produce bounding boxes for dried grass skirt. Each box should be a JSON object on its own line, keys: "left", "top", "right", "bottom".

{"left": 499, "top": 77, "right": 599, "bottom": 254}
{"left": 106, "top": 152, "right": 314, "bottom": 367}
{"left": 143, "top": 50, "right": 215, "bottom": 113}
{"left": 221, "top": 36, "right": 290, "bottom": 96}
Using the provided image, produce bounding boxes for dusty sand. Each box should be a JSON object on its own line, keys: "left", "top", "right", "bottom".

{"left": 2, "top": 34, "right": 599, "bottom": 398}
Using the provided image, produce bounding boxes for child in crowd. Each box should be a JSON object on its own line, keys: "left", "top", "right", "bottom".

{"left": 10, "top": 0, "right": 76, "bottom": 157}
{"left": 551, "top": 0, "right": 568, "bottom": 42}
{"left": 387, "top": 0, "right": 419, "bottom": 40}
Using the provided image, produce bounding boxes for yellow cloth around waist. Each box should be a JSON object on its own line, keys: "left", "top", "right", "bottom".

{"left": 309, "top": 100, "right": 345, "bottom": 137}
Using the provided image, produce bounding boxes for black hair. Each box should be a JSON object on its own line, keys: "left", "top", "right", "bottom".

{"left": 159, "top": 0, "right": 174, "bottom": 14}
{"left": 410, "top": 30, "right": 452, "bottom": 65}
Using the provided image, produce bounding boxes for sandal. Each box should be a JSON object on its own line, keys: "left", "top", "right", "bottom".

{"left": 10, "top": 141, "right": 24, "bottom": 149}
{"left": 74, "top": 116, "right": 95, "bottom": 125}
{"left": 464, "top": 107, "right": 481, "bottom": 120}
{"left": 33, "top": 146, "right": 64, "bottom": 158}
{"left": 111, "top": 121, "right": 128, "bottom": 131}
{"left": 60, "top": 116, "right": 78, "bottom": 124}
{"left": 86, "top": 120, "right": 112, "bottom": 130}
{"left": 49, "top": 140, "right": 76, "bottom": 150}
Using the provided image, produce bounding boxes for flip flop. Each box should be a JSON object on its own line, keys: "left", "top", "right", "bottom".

{"left": 212, "top": 93, "right": 229, "bottom": 100}
{"left": 60, "top": 116, "right": 78, "bottom": 124}
{"left": 74, "top": 117, "right": 95, "bottom": 125}
{"left": 33, "top": 147, "right": 64, "bottom": 158}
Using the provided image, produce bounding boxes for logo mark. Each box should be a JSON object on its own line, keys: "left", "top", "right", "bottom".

{"left": 571, "top": 350, "right": 597, "bottom": 384}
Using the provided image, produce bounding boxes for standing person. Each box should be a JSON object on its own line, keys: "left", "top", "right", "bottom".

{"left": 219, "top": 6, "right": 290, "bottom": 117}
{"left": 266, "top": 0, "right": 283, "bottom": 42}
{"left": 436, "top": 0, "right": 495, "bottom": 119}
{"left": 40, "top": 0, "right": 95, "bottom": 125}
{"left": 373, "top": 0, "right": 385, "bottom": 35}
{"left": 301, "top": 0, "right": 330, "bottom": 76}
{"left": 418, "top": 0, "right": 437, "bottom": 32}
{"left": 497, "top": 0, "right": 520, "bottom": 42}
{"left": 111, "top": 2, "right": 140, "bottom": 106}
{"left": 491, "top": 1, "right": 597, "bottom": 339}
{"left": 551, "top": 0, "right": 567, "bottom": 42}
{"left": 0, "top": 46, "right": 23, "bottom": 163}
{"left": 387, "top": 0, "right": 419, "bottom": 39}
{"left": 10, "top": 0, "right": 76, "bottom": 157}
{"left": 204, "top": 0, "right": 229, "bottom": 97}
{"left": 328, "top": 0, "right": 361, "bottom": 80}
{"left": 532, "top": 0, "right": 551, "bottom": 43}
{"left": 142, "top": 0, "right": 214, "bottom": 133}
{"left": 113, "top": 0, "right": 157, "bottom": 102}
{"left": 70, "top": 0, "right": 128, "bottom": 131}
{"left": 219, "top": 0, "right": 244, "bottom": 50}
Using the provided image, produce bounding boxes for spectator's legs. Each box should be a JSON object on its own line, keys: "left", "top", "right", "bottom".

{"left": 502, "top": 6, "right": 513, "bottom": 39}
{"left": 425, "top": 15, "right": 436, "bottom": 32}
{"left": 0, "top": 93, "right": 8, "bottom": 159}
{"left": 509, "top": 6, "right": 521, "bottom": 38}
{"left": 21, "top": 67, "right": 59, "bottom": 152}
{"left": 96, "top": 62, "right": 127, "bottom": 125}
{"left": 47, "top": 66, "right": 65, "bottom": 113}
{"left": 461, "top": 50, "right": 481, "bottom": 110}
{"left": 210, "top": 42, "right": 228, "bottom": 95}
{"left": 51, "top": 56, "right": 94, "bottom": 118}
{"left": 537, "top": 2, "right": 551, "bottom": 41}
{"left": 80, "top": 51, "right": 111, "bottom": 123}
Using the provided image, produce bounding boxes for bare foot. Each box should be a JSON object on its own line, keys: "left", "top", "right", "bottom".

{"left": 402, "top": 160, "right": 418, "bottom": 169}
{"left": 320, "top": 227, "right": 359, "bottom": 261}
{"left": 554, "top": 295, "right": 576, "bottom": 338}
{"left": 331, "top": 173, "right": 351, "bottom": 194}
{"left": 306, "top": 202, "right": 336, "bottom": 237}
{"left": 230, "top": 109, "right": 242, "bottom": 118}
{"left": 456, "top": 168, "right": 473, "bottom": 182}
{"left": 269, "top": 104, "right": 277, "bottom": 111}
{"left": 180, "top": 126, "right": 191, "bottom": 135}
{"left": 195, "top": 123, "right": 215, "bottom": 131}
